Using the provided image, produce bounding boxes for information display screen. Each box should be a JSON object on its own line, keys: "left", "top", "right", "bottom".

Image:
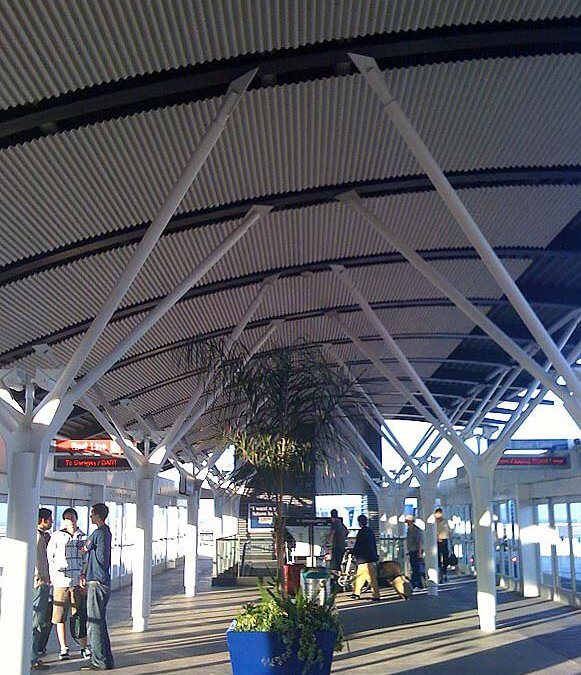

{"left": 53, "top": 455, "right": 131, "bottom": 471}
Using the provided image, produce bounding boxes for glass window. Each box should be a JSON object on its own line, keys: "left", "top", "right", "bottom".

{"left": 106, "top": 501, "right": 123, "bottom": 580}
{"left": 553, "top": 503, "right": 572, "bottom": 591}
{"left": 536, "top": 503, "right": 553, "bottom": 586}
{"left": 73, "top": 502, "right": 89, "bottom": 535}
{"left": 0, "top": 500, "right": 7, "bottom": 537}
{"left": 571, "top": 502, "right": 581, "bottom": 592}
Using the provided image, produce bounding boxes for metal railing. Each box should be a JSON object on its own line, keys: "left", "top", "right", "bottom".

{"left": 215, "top": 534, "right": 240, "bottom": 577}
{"left": 378, "top": 536, "right": 406, "bottom": 568}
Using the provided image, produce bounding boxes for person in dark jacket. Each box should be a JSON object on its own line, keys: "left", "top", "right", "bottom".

{"left": 350, "top": 514, "right": 380, "bottom": 601}
{"left": 81, "top": 503, "right": 114, "bottom": 671}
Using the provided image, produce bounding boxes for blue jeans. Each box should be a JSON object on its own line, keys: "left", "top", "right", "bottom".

{"left": 32, "top": 584, "right": 51, "bottom": 663}
{"left": 87, "top": 581, "right": 114, "bottom": 669}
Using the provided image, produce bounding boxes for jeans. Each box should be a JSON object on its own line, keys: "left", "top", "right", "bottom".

{"left": 32, "top": 584, "right": 51, "bottom": 663}
{"left": 87, "top": 581, "right": 114, "bottom": 669}
{"left": 409, "top": 551, "right": 424, "bottom": 589}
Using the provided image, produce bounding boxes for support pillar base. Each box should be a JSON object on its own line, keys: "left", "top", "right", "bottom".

{"left": 426, "top": 581, "right": 438, "bottom": 596}
{"left": 132, "top": 616, "right": 148, "bottom": 632}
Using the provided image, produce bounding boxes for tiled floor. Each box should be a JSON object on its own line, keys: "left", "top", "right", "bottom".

{"left": 39, "top": 564, "right": 581, "bottom": 674}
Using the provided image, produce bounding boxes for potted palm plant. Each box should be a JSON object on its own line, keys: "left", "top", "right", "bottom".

{"left": 215, "top": 344, "right": 355, "bottom": 674}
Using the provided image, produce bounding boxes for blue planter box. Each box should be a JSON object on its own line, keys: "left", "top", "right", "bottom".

{"left": 227, "top": 629, "right": 335, "bottom": 674}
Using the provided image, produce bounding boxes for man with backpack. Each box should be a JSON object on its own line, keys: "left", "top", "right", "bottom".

{"left": 350, "top": 514, "right": 380, "bottom": 601}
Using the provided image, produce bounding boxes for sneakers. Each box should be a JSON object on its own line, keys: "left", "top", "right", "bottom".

{"left": 59, "top": 648, "right": 70, "bottom": 661}
{"left": 31, "top": 662, "right": 50, "bottom": 671}
{"left": 349, "top": 593, "right": 360, "bottom": 600}
{"left": 81, "top": 648, "right": 92, "bottom": 660}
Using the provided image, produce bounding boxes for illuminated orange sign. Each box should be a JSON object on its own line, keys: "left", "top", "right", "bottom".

{"left": 54, "top": 439, "right": 124, "bottom": 456}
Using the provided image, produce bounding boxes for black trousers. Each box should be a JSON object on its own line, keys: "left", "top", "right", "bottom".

{"left": 438, "top": 539, "right": 449, "bottom": 580}
{"left": 409, "top": 551, "right": 423, "bottom": 589}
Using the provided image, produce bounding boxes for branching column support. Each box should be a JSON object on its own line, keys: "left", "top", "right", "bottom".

{"left": 0, "top": 69, "right": 259, "bottom": 675}
{"left": 335, "top": 190, "right": 581, "bottom": 424}
{"left": 349, "top": 53, "right": 581, "bottom": 406}
{"left": 34, "top": 68, "right": 258, "bottom": 417}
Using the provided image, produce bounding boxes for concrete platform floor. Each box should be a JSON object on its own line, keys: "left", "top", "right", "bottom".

{"left": 40, "top": 563, "right": 581, "bottom": 674}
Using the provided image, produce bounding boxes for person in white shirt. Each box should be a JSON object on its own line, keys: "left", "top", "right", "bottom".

{"left": 47, "top": 508, "right": 91, "bottom": 661}
{"left": 435, "top": 507, "right": 451, "bottom": 582}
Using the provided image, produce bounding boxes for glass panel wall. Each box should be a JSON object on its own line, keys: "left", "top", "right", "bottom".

{"left": 572, "top": 502, "right": 581, "bottom": 595}
{"left": 536, "top": 502, "right": 553, "bottom": 586}
{"left": 494, "top": 500, "right": 519, "bottom": 581}
{"left": 0, "top": 492, "right": 190, "bottom": 587}
{"left": 553, "top": 503, "right": 572, "bottom": 591}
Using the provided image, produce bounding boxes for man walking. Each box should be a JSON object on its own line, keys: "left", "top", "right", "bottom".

{"left": 47, "top": 508, "right": 90, "bottom": 661}
{"left": 32, "top": 507, "right": 53, "bottom": 671}
{"left": 328, "top": 508, "right": 348, "bottom": 575}
{"left": 81, "top": 503, "right": 114, "bottom": 671}
{"left": 435, "top": 507, "right": 451, "bottom": 583}
{"left": 350, "top": 514, "right": 380, "bottom": 601}
{"left": 405, "top": 514, "right": 424, "bottom": 589}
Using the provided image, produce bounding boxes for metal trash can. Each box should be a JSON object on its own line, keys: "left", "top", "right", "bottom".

{"left": 300, "top": 567, "right": 331, "bottom": 605}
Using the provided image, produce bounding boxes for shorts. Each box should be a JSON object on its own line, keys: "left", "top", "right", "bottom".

{"left": 52, "top": 585, "right": 84, "bottom": 624}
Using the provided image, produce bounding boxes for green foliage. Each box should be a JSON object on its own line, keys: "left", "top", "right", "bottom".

{"left": 225, "top": 345, "right": 356, "bottom": 496}
{"left": 233, "top": 579, "right": 344, "bottom": 673}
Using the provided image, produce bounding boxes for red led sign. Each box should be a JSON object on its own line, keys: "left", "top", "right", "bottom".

{"left": 53, "top": 456, "right": 131, "bottom": 472}
{"left": 497, "top": 455, "right": 569, "bottom": 467}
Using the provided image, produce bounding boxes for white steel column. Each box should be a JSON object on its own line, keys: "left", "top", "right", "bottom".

{"left": 2, "top": 438, "right": 40, "bottom": 673}
{"left": 184, "top": 483, "right": 201, "bottom": 597}
{"left": 349, "top": 53, "right": 581, "bottom": 402}
{"left": 470, "top": 472, "right": 496, "bottom": 632}
{"left": 131, "top": 464, "right": 158, "bottom": 632}
{"left": 517, "top": 484, "right": 540, "bottom": 599}
{"left": 420, "top": 485, "right": 439, "bottom": 596}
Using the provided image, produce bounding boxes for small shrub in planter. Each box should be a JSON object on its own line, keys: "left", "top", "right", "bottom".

{"left": 227, "top": 580, "right": 344, "bottom": 674}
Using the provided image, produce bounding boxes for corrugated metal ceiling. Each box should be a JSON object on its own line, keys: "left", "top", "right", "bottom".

{"left": 1, "top": 6, "right": 579, "bottom": 436}
{"left": 0, "top": 55, "right": 579, "bottom": 265}
{"left": 1, "top": 0, "right": 578, "bottom": 109}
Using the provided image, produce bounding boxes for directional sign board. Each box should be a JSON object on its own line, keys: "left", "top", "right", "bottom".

{"left": 248, "top": 503, "right": 277, "bottom": 532}
{"left": 54, "top": 455, "right": 131, "bottom": 472}
{"left": 497, "top": 455, "right": 569, "bottom": 468}
{"left": 53, "top": 438, "right": 132, "bottom": 471}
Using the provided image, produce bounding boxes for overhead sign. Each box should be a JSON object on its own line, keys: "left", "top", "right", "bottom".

{"left": 54, "top": 456, "right": 131, "bottom": 472}
{"left": 498, "top": 455, "right": 569, "bottom": 468}
{"left": 54, "top": 439, "right": 124, "bottom": 456}
{"left": 286, "top": 516, "right": 333, "bottom": 528}
{"left": 248, "top": 503, "right": 276, "bottom": 532}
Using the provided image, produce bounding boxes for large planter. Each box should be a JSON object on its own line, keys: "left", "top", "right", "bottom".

{"left": 227, "top": 629, "right": 335, "bottom": 674}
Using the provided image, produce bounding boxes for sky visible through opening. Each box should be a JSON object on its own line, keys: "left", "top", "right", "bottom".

{"left": 382, "top": 391, "right": 581, "bottom": 482}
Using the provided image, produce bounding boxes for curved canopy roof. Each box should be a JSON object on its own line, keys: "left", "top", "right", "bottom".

{"left": 0, "top": 2, "right": 579, "bottom": 451}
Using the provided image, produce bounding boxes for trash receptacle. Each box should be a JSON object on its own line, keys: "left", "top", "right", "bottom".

{"left": 300, "top": 567, "right": 331, "bottom": 605}
{"left": 283, "top": 563, "right": 304, "bottom": 596}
